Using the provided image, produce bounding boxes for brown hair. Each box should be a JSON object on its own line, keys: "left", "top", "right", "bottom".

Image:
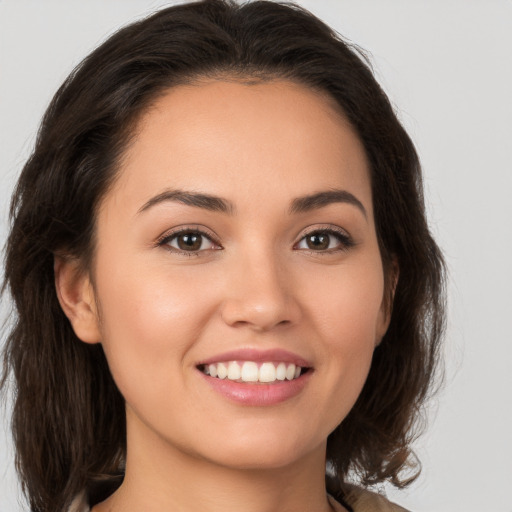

{"left": 1, "top": 1, "right": 445, "bottom": 510}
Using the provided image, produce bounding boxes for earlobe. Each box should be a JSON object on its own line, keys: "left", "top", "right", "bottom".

{"left": 54, "top": 256, "right": 101, "bottom": 344}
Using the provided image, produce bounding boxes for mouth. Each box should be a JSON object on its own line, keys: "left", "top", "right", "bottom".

{"left": 196, "top": 349, "right": 313, "bottom": 405}
{"left": 197, "top": 361, "right": 311, "bottom": 384}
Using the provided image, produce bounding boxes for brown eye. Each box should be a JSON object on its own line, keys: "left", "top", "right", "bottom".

{"left": 164, "top": 231, "right": 217, "bottom": 252}
{"left": 177, "top": 233, "right": 202, "bottom": 251}
{"left": 296, "top": 229, "right": 353, "bottom": 252}
{"left": 304, "top": 233, "right": 330, "bottom": 250}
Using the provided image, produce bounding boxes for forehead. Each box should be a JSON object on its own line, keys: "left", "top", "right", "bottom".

{"left": 107, "top": 79, "right": 372, "bottom": 215}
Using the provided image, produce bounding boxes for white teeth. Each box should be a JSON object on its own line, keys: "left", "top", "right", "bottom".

{"left": 241, "top": 361, "right": 259, "bottom": 382}
{"left": 202, "top": 361, "right": 305, "bottom": 383}
{"left": 217, "top": 362, "right": 228, "bottom": 379}
{"left": 276, "top": 362, "right": 286, "bottom": 380}
{"left": 285, "top": 364, "right": 296, "bottom": 381}
{"left": 227, "top": 361, "right": 241, "bottom": 380}
{"left": 259, "top": 362, "right": 276, "bottom": 383}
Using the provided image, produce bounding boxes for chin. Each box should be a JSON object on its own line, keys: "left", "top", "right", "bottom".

{"left": 190, "top": 430, "right": 325, "bottom": 471}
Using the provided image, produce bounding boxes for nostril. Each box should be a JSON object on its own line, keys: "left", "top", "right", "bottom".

{"left": 219, "top": 272, "right": 301, "bottom": 331}
{"left": 220, "top": 302, "right": 298, "bottom": 332}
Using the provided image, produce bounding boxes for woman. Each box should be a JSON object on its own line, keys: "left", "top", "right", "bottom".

{"left": 1, "top": 1, "right": 445, "bottom": 511}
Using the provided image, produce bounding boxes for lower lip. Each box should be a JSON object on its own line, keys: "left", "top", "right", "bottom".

{"left": 199, "top": 371, "right": 311, "bottom": 406}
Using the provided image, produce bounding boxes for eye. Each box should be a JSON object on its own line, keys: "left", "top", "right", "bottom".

{"left": 295, "top": 229, "right": 353, "bottom": 252}
{"left": 159, "top": 228, "right": 220, "bottom": 254}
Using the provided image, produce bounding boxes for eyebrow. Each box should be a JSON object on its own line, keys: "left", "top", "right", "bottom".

{"left": 290, "top": 189, "right": 367, "bottom": 218}
{"left": 138, "top": 189, "right": 235, "bottom": 215}
{"left": 138, "top": 187, "right": 367, "bottom": 218}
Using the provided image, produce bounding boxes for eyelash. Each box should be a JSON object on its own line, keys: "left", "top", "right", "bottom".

{"left": 157, "top": 227, "right": 221, "bottom": 257}
{"left": 156, "top": 226, "right": 354, "bottom": 256}
{"left": 294, "top": 227, "right": 355, "bottom": 253}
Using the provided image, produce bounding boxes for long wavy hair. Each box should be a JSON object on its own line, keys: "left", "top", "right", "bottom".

{"left": 1, "top": 1, "right": 445, "bottom": 510}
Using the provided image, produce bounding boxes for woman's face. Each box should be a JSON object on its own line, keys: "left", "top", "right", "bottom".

{"left": 81, "top": 80, "right": 389, "bottom": 469}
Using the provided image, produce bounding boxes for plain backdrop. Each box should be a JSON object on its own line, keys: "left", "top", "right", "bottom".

{"left": 1, "top": 1, "right": 511, "bottom": 511}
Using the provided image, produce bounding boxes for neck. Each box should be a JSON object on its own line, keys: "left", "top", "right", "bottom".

{"left": 94, "top": 413, "right": 335, "bottom": 512}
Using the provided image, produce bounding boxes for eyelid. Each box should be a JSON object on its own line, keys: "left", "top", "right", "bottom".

{"left": 156, "top": 225, "right": 222, "bottom": 253}
{"left": 155, "top": 224, "right": 354, "bottom": 255}
{"left": 294, "top": 224, "right": 355, "bottom": 252}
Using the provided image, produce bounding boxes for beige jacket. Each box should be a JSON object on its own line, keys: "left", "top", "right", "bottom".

{"left": 330, "top": 486, "right": 410, "bottom": 512}
{"left": 70, "top": 488, "right": 409, "bottom": 512}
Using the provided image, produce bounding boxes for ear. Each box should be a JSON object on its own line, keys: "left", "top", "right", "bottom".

{"left": 54, "top": 255, "right": 101, "bottom": 344}
{"left": 375, "top": 257, "right": 399, "bottom": 346}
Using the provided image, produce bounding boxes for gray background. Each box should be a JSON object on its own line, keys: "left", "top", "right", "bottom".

{"left": 1, "top": 1, "right": 511, "bottom": 511}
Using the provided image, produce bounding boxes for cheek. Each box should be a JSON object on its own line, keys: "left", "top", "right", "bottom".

{"left": 93, "top": 254, "right": 217, "bottom": 394}
{"left": 300, "top": 257, "right": 385, "bottom": 411}
{"left": 303, "top": 256, "right": 386, "bottom": 342}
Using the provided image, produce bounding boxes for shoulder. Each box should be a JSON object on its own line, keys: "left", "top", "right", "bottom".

{"left": 330, "top": 484, "right": 410, "bottom": 512}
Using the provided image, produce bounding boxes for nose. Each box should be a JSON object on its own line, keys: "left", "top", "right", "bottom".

{"left": 220, "top": 250, "right": 301, "bottom": 332}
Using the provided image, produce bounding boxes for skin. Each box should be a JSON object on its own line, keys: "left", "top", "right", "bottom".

{"left": 56, "top": 80, "right": 391, "bottom": 512}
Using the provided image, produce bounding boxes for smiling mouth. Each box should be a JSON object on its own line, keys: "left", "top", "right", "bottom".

{"left": 197, "top": 361, "right": 310, "bottom": 384}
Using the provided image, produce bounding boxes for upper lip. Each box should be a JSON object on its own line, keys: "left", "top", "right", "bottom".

{"left": 197, "top": 348, "right": 312, "bottom": 368}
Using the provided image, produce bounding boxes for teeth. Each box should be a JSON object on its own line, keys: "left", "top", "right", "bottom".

{"left": 276, "top": 362, "right": 286, "bottom": 381}
{"left": 241, "top": 361, "right": 259, "bottom": 382}
{"left": 227, "top": 361, "right": 241, "bottom": 380}
{"left": 285, "top": 363, "right": 296, "bottom": 381}
{"left": 259, "top": 362, "right": 276, "bottom": 383}
{"left": 217, "top": 362, "right": 228, "bottom": 379}
{"left": 201, "top": 361, "right": 305, "bottom": 383}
